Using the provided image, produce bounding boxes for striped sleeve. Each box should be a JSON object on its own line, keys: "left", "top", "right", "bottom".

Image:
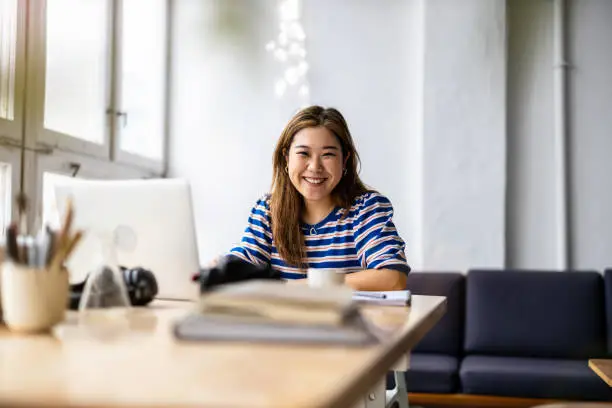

{"left": 229, "top": 196, "right": 272, "bottom": 266}
{"left": 353, "top": 193, "right": 411, "bottom": 274}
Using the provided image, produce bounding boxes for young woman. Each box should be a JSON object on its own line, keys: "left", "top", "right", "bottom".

{"left": 229, "top": 106, "right": 409, "bottom": 291}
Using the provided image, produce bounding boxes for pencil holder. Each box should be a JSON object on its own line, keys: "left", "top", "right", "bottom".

{"left": 0, "top": 261, "right": 69, "bottom": 333}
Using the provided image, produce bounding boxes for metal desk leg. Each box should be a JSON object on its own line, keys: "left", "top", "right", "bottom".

{"left": 359, "top": 378, "right": 386, "bottom": 408}
{"left": 356, "top": 354, "right": 410, "bottom": 408}
{"left": 385, "top": 371, "right": 409, "bottom": 408}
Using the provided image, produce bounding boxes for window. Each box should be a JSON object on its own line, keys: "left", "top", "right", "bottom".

{"left": 0, "top": 146, "right": 20, "bottom": 234}
{"left": 0, "top": 0, "right": 17, "bottom": 122}
{"left": 41, "top": 172, "right": 72, "bottom": 229}
{"left": 43, "top": 0, "right": 111, "bottom": 148}
{"left": 0, "top": 0, "right": 25, "bottom": 142}
{"left": 0, "top": 0, "right": 173, "bottom": 232}
{"left": 29, "top": 0, "right": 169, "bottom": 165}
{"left": 116, "top": 0, "right": 168, "bottom": 165}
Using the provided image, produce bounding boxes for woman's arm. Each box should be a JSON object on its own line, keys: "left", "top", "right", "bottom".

{"left": 229, "top": 196, "right": 273, "bottom": 266}
{"left": 344, "top": 268, "right": 407, "bottom": 291}
{"left": 349, "top": 193, "right": 411, "bottom": 291}
{"left": 287, "top": 268, "right": 407, "bottom": 291}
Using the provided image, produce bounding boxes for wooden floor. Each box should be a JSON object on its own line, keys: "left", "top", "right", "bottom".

{"left": 408, "top": 393, "right": 570, "bottom": 408}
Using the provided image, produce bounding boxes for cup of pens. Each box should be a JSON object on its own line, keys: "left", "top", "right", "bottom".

{"left": 0, "top": 198, "right": 82, "bottom": 333}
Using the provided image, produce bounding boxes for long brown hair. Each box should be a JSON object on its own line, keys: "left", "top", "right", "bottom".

{"left": 270, "top": 106, "right": 369, "bottom": 268}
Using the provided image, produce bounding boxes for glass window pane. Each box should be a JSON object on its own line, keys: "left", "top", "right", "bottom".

{"left": 0, "top": 162, "right": 12, "bottom": 235}
{"left": 42, "top": 172, "right": 74, "bottom": 229}
{"left": 119, "top": 0, "right": 167, "bottom": 160}
{"left": 44, "top": 0, "right": 109, "bottom": 144}
{"left": 0, "top": 0, "right": 17, "bottom": 121}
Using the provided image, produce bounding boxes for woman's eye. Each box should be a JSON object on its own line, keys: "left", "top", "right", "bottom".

{"left": 297, "top": 151, "right": 308, "bottom": 157}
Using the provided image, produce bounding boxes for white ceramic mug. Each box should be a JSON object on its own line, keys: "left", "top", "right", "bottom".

{"left": 1, "top": 262, "right": 69, "bottom": 333}
{"left": 307, "top": 268, "right": 345, "bottom": 288}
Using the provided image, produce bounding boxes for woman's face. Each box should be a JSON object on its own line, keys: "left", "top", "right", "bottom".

{"left": 286, "top": 126, "right": 347, "bottom": 205}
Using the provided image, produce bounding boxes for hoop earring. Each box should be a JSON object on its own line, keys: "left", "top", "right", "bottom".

{"left": 285, "top": 166, "right": 289, "bottom": 173}
{"left": 343, "top": 168, "right": 348, "bottom": 176}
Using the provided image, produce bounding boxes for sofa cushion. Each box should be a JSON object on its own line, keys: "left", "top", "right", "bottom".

{"left": 387, "top": 353, "right": 459, "bottom": 393}
{"left": 406, "top": 353, "right": 460, "bottom": 393}
{"left": 406, "top": 272, "right": 464, "bottom": 355}
{"left": 460, "top": 355, "right": 612, "bottom": 401}
{"left": 604, "top": 269, "right": 612, "bottom": 354}
{"left": 465, "top": 269, "right": 606, "bottom": 358}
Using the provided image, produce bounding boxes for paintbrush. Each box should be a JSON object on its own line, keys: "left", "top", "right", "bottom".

{"left": 6, "top": 223, "right": 19, "bottom": 262}
{"left": 56, "top": 198, "right": 74, "bottom": 255}
{"left": 16, "top": 192, "right": 28, "bottom": 236}
{"left": 45, "top": 225, "right": 56, "bottom": 267}
{"left": 49, "top": 199, "right": 82, "bottom": 271}
{"left": 64, "top": 230, "right": 83, "bottom": 261}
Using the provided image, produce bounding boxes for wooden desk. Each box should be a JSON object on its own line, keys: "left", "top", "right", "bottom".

{"left": 589, "top": 359, "right": 612, "bottom": 387}
{"left": 0, "top": 295, "right": 446, "bottom": 408}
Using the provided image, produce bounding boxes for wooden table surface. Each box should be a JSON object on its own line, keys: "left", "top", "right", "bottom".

{"left": 589, "top": 359, "right": 612, "bottom": 387}
{"left": 0, "top": 295, "right": 446, "bottom": 408}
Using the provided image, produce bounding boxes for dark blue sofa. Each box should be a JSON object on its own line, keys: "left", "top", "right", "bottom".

{"left": 400, "top": 269, "right": 612, "bottom": 405}
{"left": 403, "top": 272, "right": 465, "bottom": 394}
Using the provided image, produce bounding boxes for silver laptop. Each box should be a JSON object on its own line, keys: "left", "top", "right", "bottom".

{"left": 52, "top": 178, "right": 201, "bottom": 301}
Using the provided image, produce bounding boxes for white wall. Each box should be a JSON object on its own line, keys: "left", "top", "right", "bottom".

{"left": 506, "top": 0, "right": 612, "bottom": 271}
{"left": 506, "top": 0, "right": 557, "bottom": 268}
{"left": 301, "top": 0, "right": 420, "bottom": 266}
{"left": 420, "top": 0, "right": 507, "bottom": 270}
{"left": 169, "top": 0, "right": 282, "bottom": 263}
{"left": 567, "top": 0, "right": 612, "bottom": 270}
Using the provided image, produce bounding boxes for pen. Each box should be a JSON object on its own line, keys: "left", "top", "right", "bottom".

{"left": 36, "top": 229, "right": 49, "bottom": 268}
{"left": 26, "top": 235, "right": 37, "bottom": 266}
{"left": 45, "top": 226, "right": 56, "bottom": 267}
{"left": 354, "top": 292, "right": 387, "bottom": 299}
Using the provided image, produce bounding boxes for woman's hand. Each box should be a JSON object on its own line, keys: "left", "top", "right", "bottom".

{"left": 205, "top": 255, "right": 225, "bottom": 269}
{"left": 285, "top": 278, "right": 308, "bottom": 285}
{"left": 284, "top": 270, "right": 407, "bottom": 291}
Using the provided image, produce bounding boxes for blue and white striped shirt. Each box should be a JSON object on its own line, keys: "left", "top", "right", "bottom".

{"left": 230, "top": 192, "right": 411, "bottom": 279}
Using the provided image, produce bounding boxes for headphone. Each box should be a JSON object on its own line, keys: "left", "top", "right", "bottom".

{"left": 68, "top": 266, "right": 158, "bottom": 310}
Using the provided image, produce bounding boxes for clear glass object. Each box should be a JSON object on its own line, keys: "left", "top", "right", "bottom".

{"left": 78, "top": 231, "right": 131, "bottom": 311}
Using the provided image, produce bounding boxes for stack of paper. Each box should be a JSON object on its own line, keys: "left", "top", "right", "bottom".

{"left": 352, "top": 290, "right": 412, "bottom": 306}
{"left": 173, "top": 281, "right": 378, "bottom": 346}
{"left": 196, "top": 280, "right": 357, "bottom": 325}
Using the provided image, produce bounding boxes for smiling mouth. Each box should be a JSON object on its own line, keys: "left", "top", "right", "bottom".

{"left": 304, "top": 177, "right": 327, "bottom": 185}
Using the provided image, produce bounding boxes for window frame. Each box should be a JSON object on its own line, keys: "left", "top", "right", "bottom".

{"left": 0, "top": 0, "right": 172, "bottom": 231}
{"left": 0, "top": 144, "right": 22, "bottom": 227}
{"left": 17, "top": 0, "right": 172, "bottom": 229}
{"left": 0, "top": 0, "right": 27, "bottom": 144}
{"left": 111, "top": 0, "right": 170, "bottom": 174}
{"left": 25, "top": 0, "right": 115, "bottom": 160}
{"left": 24, "top": 0, "right": 170, "bottom": 171}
